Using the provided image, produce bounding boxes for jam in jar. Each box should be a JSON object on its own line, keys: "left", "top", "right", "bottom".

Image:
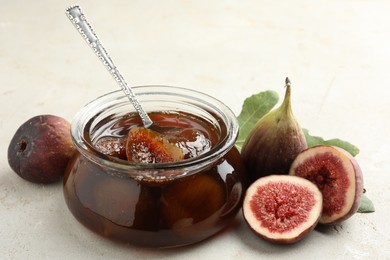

{"left": 63, "top": 86, "right": 247, "bottom": 247}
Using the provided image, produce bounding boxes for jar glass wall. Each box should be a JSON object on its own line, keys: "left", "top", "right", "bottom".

{"left": 63, "top": 86, "right": 246, "bottom": 247}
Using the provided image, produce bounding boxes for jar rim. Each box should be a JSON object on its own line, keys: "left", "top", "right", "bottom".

{"left": 71, "top": 85, "right": 239, "bottom": 178}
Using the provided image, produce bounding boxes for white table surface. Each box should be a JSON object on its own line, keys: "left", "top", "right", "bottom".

{"left": 1, "top": 1, "right": 389, "bottom": 259}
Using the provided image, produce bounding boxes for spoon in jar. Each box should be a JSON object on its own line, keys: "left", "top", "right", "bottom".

{"left": 65, "top": 5, "right": 153, "bottom": 128}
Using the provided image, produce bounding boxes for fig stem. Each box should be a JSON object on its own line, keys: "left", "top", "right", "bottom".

{"left": 285, "top": 77, "right": 291, "bottom": 86}
{"left": 280, "top": 77, "right": 292, "bottom": 114}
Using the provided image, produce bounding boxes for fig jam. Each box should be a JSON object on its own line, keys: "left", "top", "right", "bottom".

{"left": 63, "top": 87, "right": 246, "bottom": 247}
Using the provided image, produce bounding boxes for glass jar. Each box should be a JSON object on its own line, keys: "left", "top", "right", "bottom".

{"left": 63, "top": 85, "right": 247, "bottom": 247}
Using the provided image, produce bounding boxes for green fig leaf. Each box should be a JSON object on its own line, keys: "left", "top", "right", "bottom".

{"left": 236, "top": 90, "right": 279, "bottom": 151}
{"left": 358, "top": 194, "right": 375, "bottom": 213}
{"left": 303, "top": 129, "right": 360, "bottom": 157}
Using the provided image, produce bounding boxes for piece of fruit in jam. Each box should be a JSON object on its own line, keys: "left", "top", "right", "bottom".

{"left": 164, "top": 128, "right": 212, "bottom": 159}
{"left": 94, "top": 136, "right": 127, "bottom": 160}
{"left": 93, "top": 112, "right": 214, "bottom": 164}
{"left": 126, "top": 127, "right": 184, "bottom": 163}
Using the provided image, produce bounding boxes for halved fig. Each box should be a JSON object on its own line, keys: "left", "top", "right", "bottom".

{"left": 126, "top": 127, "right": 184, "bottom": 163}
{"left": 289, "top": 145, "right": 364, "bottom": 225}
{"left": 242, "top": 175, "right": 322, "bottom": 244}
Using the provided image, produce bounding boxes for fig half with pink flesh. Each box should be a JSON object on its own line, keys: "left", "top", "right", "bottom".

{"left": 289, "top": 145, "right": 364, "bottom": 224}
{"left": 242, "top": 175, "right": 322, "bottom": 244}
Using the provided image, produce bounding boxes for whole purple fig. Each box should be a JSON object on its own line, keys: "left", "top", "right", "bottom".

{"left": 8, "top": 115, "right": 76, "bottom": 184}
{"left": 241, "top": 78, "right": 307, "bottom": 183}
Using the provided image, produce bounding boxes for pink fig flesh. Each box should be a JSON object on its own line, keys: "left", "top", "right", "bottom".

{"left": 242, "top": 175, "right": 322, "bottom": 244}
{"left": 289, "top": 145, "right": 364, "bottom": 224}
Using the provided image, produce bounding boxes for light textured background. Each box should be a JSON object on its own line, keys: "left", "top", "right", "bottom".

{"left": 1, "top": 0, "right": 389, "bottom": 259}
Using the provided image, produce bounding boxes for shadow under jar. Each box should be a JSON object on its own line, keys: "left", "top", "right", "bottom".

{"left": 63, "top": 86, "right": 247, "bottom": 248}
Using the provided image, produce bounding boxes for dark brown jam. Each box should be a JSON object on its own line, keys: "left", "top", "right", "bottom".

{"left": 63, "top": 111, "right": 246, "bottom": 247}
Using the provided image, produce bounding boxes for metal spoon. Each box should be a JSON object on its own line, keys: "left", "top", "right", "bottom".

{"left": 65, "top": 5, "right": 153, "bottom": 128}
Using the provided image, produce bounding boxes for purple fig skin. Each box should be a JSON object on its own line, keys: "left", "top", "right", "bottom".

{"left": 289, "top": 145, "right": 364, "bottom": 224}
{"left": 241, "top": 78, "right": 307, "bottom": 183}
{"left": 326, "top": 146, "right": 364, "bottom": 224}
{"left": 7, "top": 115, "right": 76, "bottom": 184}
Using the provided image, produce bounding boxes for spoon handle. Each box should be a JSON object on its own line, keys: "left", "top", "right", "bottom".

{"left": 65, "top": 5, "right": 153, "bottom": 128}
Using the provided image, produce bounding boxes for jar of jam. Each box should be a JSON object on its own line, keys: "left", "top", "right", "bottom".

{"left": 63, "top": 85, "right": 247, "bottom": 247}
